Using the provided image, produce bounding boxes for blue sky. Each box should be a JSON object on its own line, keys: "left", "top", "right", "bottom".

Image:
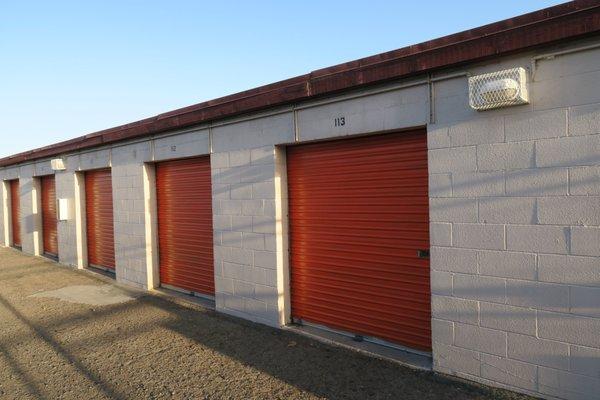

{"left": 0, "top": 0, "right": 563, "bottom": 158}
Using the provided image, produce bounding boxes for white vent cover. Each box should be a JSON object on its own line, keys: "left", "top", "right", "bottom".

{"left": 468, "top": 67, "right": 529, "bottom": 111}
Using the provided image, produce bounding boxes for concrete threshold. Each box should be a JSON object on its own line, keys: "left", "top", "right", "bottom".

{"left": 285, "top": 324, "right": 432, "bottom": 371}
{"left": 152, "top": 287, "right": 216, "bottom": 311}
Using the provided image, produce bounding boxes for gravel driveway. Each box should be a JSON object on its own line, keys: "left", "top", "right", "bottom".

{"left": 0, "top": 248, "right": 534, "bottom": 400}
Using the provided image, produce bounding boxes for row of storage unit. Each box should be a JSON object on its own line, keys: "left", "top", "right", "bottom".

{"left": 1, "top": 3, "right": 600, "bottom": 399}
{"left": 3, "top": 131, "right": 431, "bottom": 351}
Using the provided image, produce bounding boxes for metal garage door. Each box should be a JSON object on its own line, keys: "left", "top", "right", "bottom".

{"left": 156, "top": 157, "right": 214, "bottom": 296}
{"left": 85, "top": 169, "right": 115, "bottom": 271}
{"left": 41, "top": 175, "right": 58, "bottom": 257}
{"left": 9, "top": 180, "right": 20, "bottom": 248}
{"left": 287, "top": 130, "right": 431, "bottom": 351}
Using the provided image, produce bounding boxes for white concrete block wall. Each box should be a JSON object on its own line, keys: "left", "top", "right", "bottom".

{"left": 429, "top": 46, "right": 600, "bottom": 400}
{"left": 111, "top": 142, "right": 153, "bottom": 289}
{"left": 211, "top": 115, "right": 293, "bottom": 326}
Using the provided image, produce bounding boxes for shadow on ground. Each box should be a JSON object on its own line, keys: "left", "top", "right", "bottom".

{"left": 0, "top": 248, "right": 533, "bottom": 400}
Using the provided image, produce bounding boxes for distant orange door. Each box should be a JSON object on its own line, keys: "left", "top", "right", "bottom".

{"left": 85, "top": 169, "right": 115, "bottom": 270}
{"left": 287, "top": 130, "right": 431, "bottom": 351}
{"left": 41, "top": 175, "right": 59, "bottom": 257}
{"left": 9, "top": 180, "right": 20, "bottom": 248}
{"left": 156, "top": 157, "right": 215, "bottom": 296}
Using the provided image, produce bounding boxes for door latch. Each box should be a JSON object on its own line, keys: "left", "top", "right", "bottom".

{"left": 417, "top": 249, "right": 430, "bottom": 259}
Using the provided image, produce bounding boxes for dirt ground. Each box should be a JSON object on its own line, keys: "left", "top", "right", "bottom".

{"left": 0, "top": 248, "right": 535, "bottom": 400}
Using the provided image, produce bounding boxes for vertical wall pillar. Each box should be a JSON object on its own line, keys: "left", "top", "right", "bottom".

{"left": 274, "top": 146, "right": 291, "bottom": 327}
{"left": 73, "top": 171, "right": 87, "bottom": 269}
{"left": 1, "top": 180, "right": 11, "bottom": 247}
{"left": 143, "top": 162, "right": 159, "bottom": 289}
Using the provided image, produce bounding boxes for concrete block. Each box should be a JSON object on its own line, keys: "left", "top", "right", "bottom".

{"left": 231, "top": 216, "right": 252, "bottom": 232}
{"left": 448, "top": 116, "right": 504, "bottom": 146}
{"left": 506, "top": 225, "right": 568, "bottom": 254}
{"left": 431, "top": 295, "right": 479, "bottom": 325}
{"left": 429, "top": 174, "right": 452, "bottom": 198}
{"left": 537, "top": 197, "right": 600, "bottom": 226}
{"left": 79, "top": 149, "right": 110, "bottom": 170}
{"left": 212, "top": 112, "right": 294, "bottom": 152}
{"left": 480, "top": 354, "right": 538, "bottom": 391}
{"left": 538, "top": 254, "right": 600, "bottom": 286}
{"left": 571, "top": 345, "right": 600, "bottom": 378}
{"left": 242, "top": 232, "right": 265, "bottom": 250}
{"left": 431, "top": 319, "right": 454, "bottom": 345}
{"left": 453, "top": 274, "right": 506, "bottom": 303}
{"left": 219, "top": 200, "right": 242, "bottom": 215}
{"left": 506, "top": 280, "right": 569, "bottom": 312}
{"left": 433, "top": 343, "right": 481, "bottom": 376}
{"left": 211, "top": 152, "right": 229, "bottom": 169}
{"left": 220, "top": 247, "right": 253, "bottom": 265}
{"left": 111, "top": 142, "right": 151, "bottom": 165}
{"left": 538, "top": 311, "right": 600, "bottom": 348}
{"left": 221, "top": 231, "right": 242, "bottom": 248}
{"left": 476, "top": 141, "right": 535, "bottom": 171}
{"left": 427, "top": 125, "right": 451, "bottom": 149}
{"left": 505, "top": 109, "right": 566, "bottom": 141}
{"left": 212, "top": 183, "right": 230, "bottom": 200}
{"left": 254, "top": 251, "right": 276, "bottom": 269}
{"left": 153, "top": 130, "right": 209, "bottom": 161}
{"left": 571, "top": 226, "right": 600, "bottom": 257}
{"left": 430, "top": 222, "right": 452, "bottom": 246}
{"left": 569, "top": 102, "right": 600, "bottom": 136}
{"left": 230, "top": 183, "right": 253, "bottom": 200}
{"left": 478, "top": 197, "right": 536, "bottom": 225}
{"left": 251, "top": 181, "right": 275, "bottom": 200}
{"left": 429, "top": 198, "right": 478, "bottom": 223}
{"left": 428, "top": 147, "right": 477, "bottom": 173}
{"left": 242, "top": 200, "right": 264, "bottom": 216}
{"left": 538, "top": 366, "right": 600, "bottom": 399}
{"left": 254, "top": 284, "right": 278, "bottom": 306}
{"left": 480, "top": 302, "right": 536, "bottom": 336}
{"left": 431, "top": 247, "right": 477, "bottom": 274}
{"left": 505, "top": 168, "right": 569, "bottom": 196}
{"left": 431, "top": 270, "right": 453, "bottom": 296}
{"left": 250, "top": 146, "right": 275, "bottom": 165}
{"left": 297, "top": 85, "right": 428, "bottom": 141}
{"left": 229, "top": 150, "right": 251, "bottom": 167}
{"left": 478, "top": 250, "right": 537, "bottom": 280}
{"left": 454, "top": 323, "right": 507, "bottom": 356}
{"left": 569, "top": 166, "right": 600, "bottom": 195}
{"left": 252, "top": 216, "right": 275, "bottom": 234}
{"left": 536, "top": 134, "right": 600, "bottom": 168}
{"left": 233, "top": 280, "right": 255, "bottom": 298}
{"left": 213, "top": 215, "right": 231, "bottom": 231}
{"left": 451, "top": 172, "right": 504, "bottom": 197}
{"left": 216, "top": 277, "right": 234, "bottom": 295}
{"left": 570, "top": 286, "right": 600, "bottom": 318}
{"left": 507, "top": 333, "right": 569, "bottom": 370}
{"left": 453, "top": 223, "right": 505, "bottom": 250}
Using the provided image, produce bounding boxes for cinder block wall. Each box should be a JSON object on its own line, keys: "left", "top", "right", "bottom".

{"left": 429, "top": 45, "right": 600, "bottom": 400}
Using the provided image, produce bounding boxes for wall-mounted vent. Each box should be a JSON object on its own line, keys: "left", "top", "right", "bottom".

{"left": 468, "top": 67, "right": 529, "bottom": 111}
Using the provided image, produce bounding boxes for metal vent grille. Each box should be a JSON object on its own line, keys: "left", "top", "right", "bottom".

{"left": 468, "top": 67, "right": 529, "bottom": 111}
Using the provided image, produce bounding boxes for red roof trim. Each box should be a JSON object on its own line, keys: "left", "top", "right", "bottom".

{"left": 2, "top": 1, "right": 600, "bottom": 167}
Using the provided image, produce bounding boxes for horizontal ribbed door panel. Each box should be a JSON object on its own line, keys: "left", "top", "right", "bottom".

{"left": 41, "top": 175, "right": 58, "bottom": 257}
{"left": 10, "top": 180, "right": 20, "bottom": 248}
{"left": 85, "top": 169, "right": 115, "bottom": 270}
{"left": 287, "top": 130, "right": 431, "bottom": 351}
{"left": 156, "top": 157, "right": 214, "bottom": 296}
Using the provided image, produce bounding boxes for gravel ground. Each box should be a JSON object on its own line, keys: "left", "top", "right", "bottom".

{"left": 0, "top": 247, "right": 536, "bottom": 400}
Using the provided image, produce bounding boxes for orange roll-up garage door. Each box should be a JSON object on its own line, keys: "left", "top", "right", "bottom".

{"left": 9, "top": 180, "right": 21, "bottom": 248}
{"left": 287, "top": 130, "right": 431, "bottom": 351}
{"left": 85, "top": 169, "right": 115, "bottom": 270}
{"left": 41, "top": 175, "right": 59, "bottom": 257}
{"left": 156, "top": 157, "right": 214, "bottom": 296}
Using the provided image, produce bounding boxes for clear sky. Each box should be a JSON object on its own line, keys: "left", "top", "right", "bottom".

{"left": 0, "top": 0, "right": 563, "bottom": 158}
